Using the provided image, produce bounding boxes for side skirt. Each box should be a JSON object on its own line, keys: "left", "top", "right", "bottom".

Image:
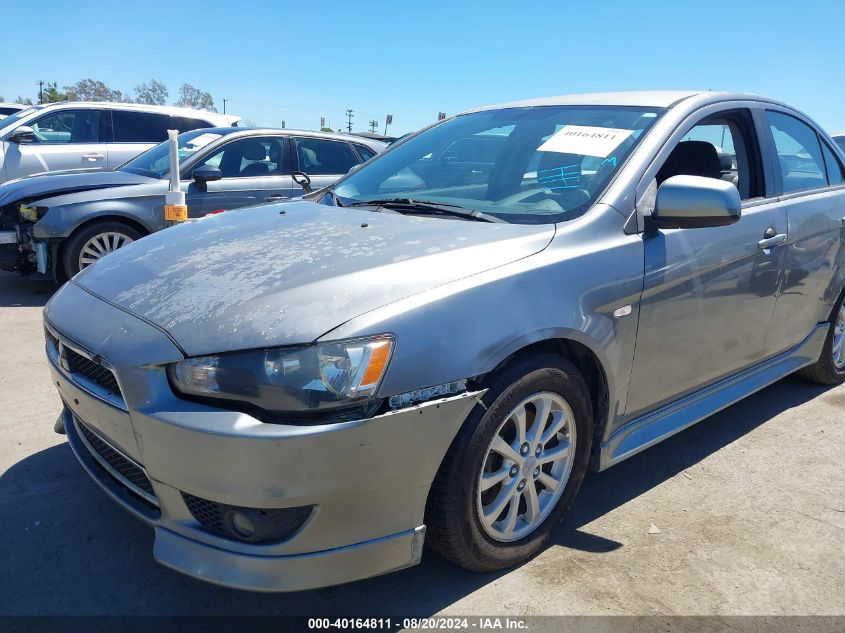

{"left": 597, "top": 323, "right": 829, "bottom": 470}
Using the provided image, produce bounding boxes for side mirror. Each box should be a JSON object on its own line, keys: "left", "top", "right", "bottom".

{"left": 8, "top": 125, "right": 35, "bottom": 144}
{"left": 292, "top": 170, "right": 312, "bottom": 193}
{"left": 652, "top": 175, "right": 741, "bottom": 229}
{"left": 192, "top": 165, "right": 222, "bottom": 185}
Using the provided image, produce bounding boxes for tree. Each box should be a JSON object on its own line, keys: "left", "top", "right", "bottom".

{"left": 320, "top": 127, "right": 334, "bottom": 133}
{"left": 174, "top": 83, "right": 216, "bottom": 111}
{"left": 15, "top": 96, "right": 34, "bottom": 105}
{"left": 41, "top": 82, "right": 67, "bottom": 103}
{"left": 64, "top": 78, "right": 131, "bottom": 102}
{"left": 134, "top": 79, "right": 168, "bottom": 105}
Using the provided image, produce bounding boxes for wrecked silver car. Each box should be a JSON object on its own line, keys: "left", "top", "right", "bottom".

{"left": 44, "top": 91, "right": 845, "bottom": 591}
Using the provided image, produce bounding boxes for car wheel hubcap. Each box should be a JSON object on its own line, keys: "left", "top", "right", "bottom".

{"left": 78, "top": 232, "right": 134, "bottom": 270}
{"left": 833, "top": 304, "right": 845, "bottom": 370}
{"left": 476, "top": 391, "right": 576, "bottom": 542}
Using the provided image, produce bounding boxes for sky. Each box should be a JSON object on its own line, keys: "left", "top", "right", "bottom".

{"left": 2, "top": 0, "right": 844, "bottom": 135}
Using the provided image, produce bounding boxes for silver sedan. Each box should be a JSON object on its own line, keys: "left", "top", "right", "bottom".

{"left": 44, "top": 90, "right": 845, "bottom": 591}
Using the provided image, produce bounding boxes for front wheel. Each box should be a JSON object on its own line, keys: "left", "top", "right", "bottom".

{"left": 425, "top": 354, "right": 592, "bottom": 571}
{"left": 62, "top": 221, "right": 142, "bottom": 279}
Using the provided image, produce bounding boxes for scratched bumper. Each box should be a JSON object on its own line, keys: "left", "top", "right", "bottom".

{"left": 45, "top": 281, "right": 483, "bottom": 591}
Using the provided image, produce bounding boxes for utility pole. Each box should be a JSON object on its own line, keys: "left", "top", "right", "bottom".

{"left": 281, "top": 120, "right": 286, "bottom": 129}
{"left": 37, "top": 80, "right": 44, "bottom": 104}
{"left": 369, "top": 120, "right": 378, "bottom": 133}
{"left": 223, "top": 98, "right": 227, "bottom": 115}
{"left": 346, "top": 109, "right": 354, "bottom": 133}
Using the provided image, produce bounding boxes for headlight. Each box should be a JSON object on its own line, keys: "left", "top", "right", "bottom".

{"left": 167, "top": 335, "right": 394, "bottom": 421}
{"left": 19, "top": 204, "right": 45, "bottom": 222}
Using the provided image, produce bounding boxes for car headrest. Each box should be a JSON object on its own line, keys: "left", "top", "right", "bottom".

{"left": 301, "top": 147, "right": 319, "bottom": 169}
{"left": 241, "top": 141, "right": 267, "bottom": 161}
{"left": 716, "top": 151, "right": 733, "bottom": 171}
{"left": 657, "top": 140, "right": 722, "bottom": 184}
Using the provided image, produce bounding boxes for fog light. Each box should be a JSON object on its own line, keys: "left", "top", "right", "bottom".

{"left": 230, "top": 511, "right": 256, "bottom": 539}
{"left": 182, "top": 492, "right": 313, "bottom": 544}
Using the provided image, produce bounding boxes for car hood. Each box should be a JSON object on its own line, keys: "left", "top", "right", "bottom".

{"left": 73, "top": 201, "right": 555, "bottom": 356}
{"left": 0, "top": 169, "right": 156, "bottom": 207}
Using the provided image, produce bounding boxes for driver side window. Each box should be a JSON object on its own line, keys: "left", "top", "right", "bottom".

{"left": 29, "top": 110, "right": 104, "bottom": 144}
{"left": 656, "top": 111, "right": 762, "bottom": 200}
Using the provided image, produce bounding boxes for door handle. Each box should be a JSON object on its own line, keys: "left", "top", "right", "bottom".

{"left": 82, "top": 153, "right": 105, "bottom": 161}
{"left": 757, "top": 233, "right": 787, "bottom": 250}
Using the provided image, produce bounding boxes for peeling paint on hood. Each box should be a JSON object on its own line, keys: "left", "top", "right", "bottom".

{"left": 74, "top": 201, "right": 555, "bottom": 356}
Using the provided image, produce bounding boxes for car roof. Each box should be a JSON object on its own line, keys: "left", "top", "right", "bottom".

{"left": 219, "top": 127, "right": 387, "bottom": 148}
{"left": 463, "top": 90, "right": 787, "bottom": 113}
{"left": 20, "top": 101, "right": 239, "bottom": 125}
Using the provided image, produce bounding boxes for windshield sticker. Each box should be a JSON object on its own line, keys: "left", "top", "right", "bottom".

{"left": 186, "top": 133, "right": 223, "bottom": 149}
{"left": 538, "top": 125, "right": 633, "bottom": 158}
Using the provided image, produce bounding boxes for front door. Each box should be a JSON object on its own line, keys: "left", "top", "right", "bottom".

{"left": 625, "top": 108, "right": 787, "bottom": 419}
{"left": 6, "top": 109, "right": 108, "bottom": 178}
{"left": 184, "top": 135, "right": 296, "bottom": 217}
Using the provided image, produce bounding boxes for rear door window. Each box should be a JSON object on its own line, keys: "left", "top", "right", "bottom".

{"left": 354, "top": 144, "right": 377, "bottom": 162}
{"left": 821, "top": 142, "right": 844, "bottom": 186}
{"left": 29, "top": 109, "right": 103, "bottom": 143}
{"left": 766, "top": 111, "right": 827, "bottom": 193}
{"left": 112, "top": 111, "right": 172, "bottom": 143}
{"left": 293, "top": 137, "right": 359, "bottom": 175}
{"left": 173, "top": 116, "right": 213, "bottom": 134}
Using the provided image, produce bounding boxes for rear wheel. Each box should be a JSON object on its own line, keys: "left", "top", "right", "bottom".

{"left": 425, "top": 354, "right": 592, "bottom": 571}
{"left": 798, "top": 291, "right": 845, "bottom": 385}
{"left": 62, "top": 221, "right": 141, "bottom": 278}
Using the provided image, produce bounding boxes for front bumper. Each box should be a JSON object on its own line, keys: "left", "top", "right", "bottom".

{"left": 45, "top": 282, "right": 483, "bottom": 591}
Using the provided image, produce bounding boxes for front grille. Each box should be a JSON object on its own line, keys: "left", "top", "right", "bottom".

{"left": 182, "top": 493, "right": 312, "bottom": 544}
{"left": 65, "top": 347, "right": 121, "bottom": 395}
{"left": 74, "top": 417, "right": 157, "bottom": 507}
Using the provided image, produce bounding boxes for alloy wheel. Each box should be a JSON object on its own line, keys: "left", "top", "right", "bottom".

{"left": 476, "top": 391, "right": 576, "bottom": 542}
{"left": 833, "top": 304, "right": 845, "bottom": 370}
{"left": 78, "top": 231, "right": 134, "bottom": 270}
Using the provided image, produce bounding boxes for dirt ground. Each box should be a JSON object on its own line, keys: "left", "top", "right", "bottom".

{"left": 1, "top": 271, "right": 843, "bottom": 619}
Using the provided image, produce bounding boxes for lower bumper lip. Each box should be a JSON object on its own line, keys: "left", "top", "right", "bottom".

{"left": 53, "top": 356, "right": 484, "bottom": 591}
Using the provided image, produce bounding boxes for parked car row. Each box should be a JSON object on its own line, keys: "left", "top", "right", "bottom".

{"left": 0, "top": 101, "right": 239, "bottom": 183}
{"left": 40, "top": 90, "right": 845, "bottom": 592}
{"left": 0, "top": 125, "right": 384, "bottom": 278}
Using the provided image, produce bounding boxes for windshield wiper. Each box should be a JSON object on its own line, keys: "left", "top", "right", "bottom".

{"left": 347, "top": 198, "right": 503, "bottom": 223}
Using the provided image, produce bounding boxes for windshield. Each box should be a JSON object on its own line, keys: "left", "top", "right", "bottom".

{"left": 0, "top": 107, "right": 40, "bottom": 133}
{"left": 118, "top": 129, "right": 226, "bottom": 178}
{"left": 332, "top": 105, "right": 663, "bottom": 224}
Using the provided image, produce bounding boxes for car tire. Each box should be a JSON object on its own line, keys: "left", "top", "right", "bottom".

{"left": 425, "top": 353, "right": 592, "bottom": 572}
{"left": 62, "top": 221, "right": 142, "bottom": 279}
{"left": 798, "top": 289, "right": 845, "bottom": 386}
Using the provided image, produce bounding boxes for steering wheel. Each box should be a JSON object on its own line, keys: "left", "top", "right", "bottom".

{"left": 494, "top": 187, "right": 590, "bottom": 208}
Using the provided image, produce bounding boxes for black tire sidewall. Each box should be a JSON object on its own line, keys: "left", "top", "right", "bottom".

{"left": 62, "top": 221, "right": 142, "bottom": 279}
{"left": 450, "top": 355, "right": 592, "bottom": 570}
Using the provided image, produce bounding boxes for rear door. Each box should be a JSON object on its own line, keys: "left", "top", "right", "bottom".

{"left": 763, "top": 110, "right": 845, "bottom": 352}
{"left": 291, "top": 136, "right": 361, "bottom": 192}
{"left": 625, "top": 105, "right": 788, "bottom": 419}
{"left": 184, "top": 135, "right": 295, "bottom": 217}
{"left": 108, "top": 110, "right": 172, "bottom": 168}
{"left": 5, "top": 108, "right": 108, "bottom": 178}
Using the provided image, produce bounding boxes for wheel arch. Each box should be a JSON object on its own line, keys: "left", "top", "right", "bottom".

{"left": 475, "top": 334, "right": 611, "bottom": 467}
{"left": 55, "top": 214, "right": 152, "bottom": 280}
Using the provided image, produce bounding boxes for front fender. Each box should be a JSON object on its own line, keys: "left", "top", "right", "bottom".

{"left": 33, "top": 197, "right": 164, "bottom": 239}
{"left": 321, "top": 206, "right": 645, "bottom": 434}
